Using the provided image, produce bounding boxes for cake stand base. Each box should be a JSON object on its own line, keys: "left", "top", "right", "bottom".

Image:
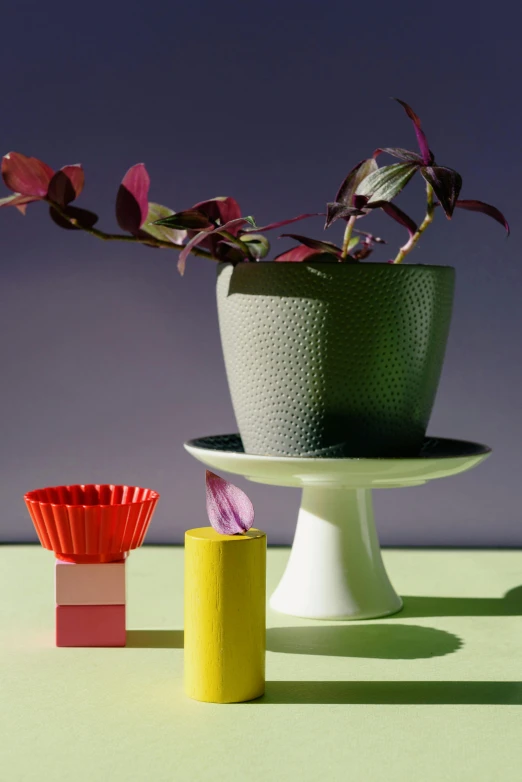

{"left": 184, "top": 435, "right": 490, "bottom": 621}
{"left": 269, "top": 487, "right": 402, "bottom": 620}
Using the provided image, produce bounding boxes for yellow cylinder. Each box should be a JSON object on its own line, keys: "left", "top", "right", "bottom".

{"left": 184, "top": 527, "right": 266, "bottom": 703}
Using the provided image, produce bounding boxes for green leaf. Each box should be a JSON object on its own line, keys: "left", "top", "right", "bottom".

{"left": 239, "top": 233, "right": 270, "bottom": 259}
{"left": 153, "top": 208, "right": 213, "bottom": 230}
{"left": 347, "top": 236, "right": 359, "bottom": 252}
{"left": 356, "top": 162, "right": 418, "bottom": 204}
{"left": 143, "top": 203, "right": 187, "bottom": 244}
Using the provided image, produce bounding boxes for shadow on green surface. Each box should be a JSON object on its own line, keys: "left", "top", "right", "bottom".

{"left": 267, "top": 624, "right": 461, "bottom": 659}
{"left": 255, "top": 681, "right": 522, "bottom": 705}
{"left": 126, "top": 630, "right": 184, "bottom": 648}
{"left": 394, "top": 584, "right": 522, "bottom": 619}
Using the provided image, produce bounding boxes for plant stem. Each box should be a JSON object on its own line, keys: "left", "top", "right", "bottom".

{"left": 340, "top": 216, "right": 357, "bottom": 260}
{"left": 218, "top": 230, "right": 252, "bottom": 258}
{"left": 392, "top": 181, "right": 435, "bottom": 264}
{"left": 47, "top": 201, "right": 214, "bottom": 260}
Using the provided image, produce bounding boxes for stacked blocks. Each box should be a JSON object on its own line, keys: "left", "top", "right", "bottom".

{"left": 55, "top": 560, "right": 126, "bottom": 647}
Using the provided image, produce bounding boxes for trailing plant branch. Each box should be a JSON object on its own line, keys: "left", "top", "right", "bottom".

{"left": 46, "top": 199, "right": 214, "bottom": 258}
{"left": 392, "top": 181, "right": 435, "bottom": 264}
{"left": 0, "top": 98, "right": 509, "bottom": 271}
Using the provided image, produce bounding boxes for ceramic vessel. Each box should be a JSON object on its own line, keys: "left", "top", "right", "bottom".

{"left": 217, "top": 262, "right": 455, "bottom": 457}
{"left": 24, "top": 483, "right": 159, "bottom": 563}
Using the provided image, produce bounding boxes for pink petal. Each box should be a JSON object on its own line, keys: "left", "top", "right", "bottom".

{"left": 1, "top": 152, "right": 54, "bottom": 196}
{"left": 47, "top": 164, "right": 84, "bottom": 206}
{"left": 115, "top": 163, "right": 150, "bottom": 233}
{"left": 205, "top": 471, "right": 254, "bottom": 535}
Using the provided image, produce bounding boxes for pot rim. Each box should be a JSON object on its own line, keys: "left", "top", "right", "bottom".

{"left": 218, "top": 261, "right": 455, "bottom": 271}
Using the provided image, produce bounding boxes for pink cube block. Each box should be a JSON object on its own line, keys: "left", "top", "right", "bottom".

{"left": 55, "top": 559, "right": 126, "bottom": 605}
{"left": 56, "top": 605, "right": 126, "bottom": 647}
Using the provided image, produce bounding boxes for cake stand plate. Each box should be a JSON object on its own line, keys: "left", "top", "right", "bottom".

{"left": 184, "top": 435, "right": 491, "bottom": 621}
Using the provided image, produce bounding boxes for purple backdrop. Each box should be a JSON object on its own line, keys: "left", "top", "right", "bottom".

{"left": 1, "top": 0, "right": 521, "bottom": 545}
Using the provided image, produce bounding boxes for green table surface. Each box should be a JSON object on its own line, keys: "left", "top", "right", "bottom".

{"left": 1, "top": 545, "right": 522, "bottom": 782}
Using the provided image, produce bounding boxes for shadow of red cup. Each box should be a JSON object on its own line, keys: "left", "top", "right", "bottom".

{"left": 24, "top": 484, "right": 159, "bottom": 563}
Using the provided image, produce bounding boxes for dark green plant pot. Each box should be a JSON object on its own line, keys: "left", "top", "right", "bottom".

{"left": 216, "top": 262, "right": 455, "bottom": 458}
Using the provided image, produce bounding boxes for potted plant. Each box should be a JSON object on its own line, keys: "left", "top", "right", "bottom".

{"left": 1, "top": 100, "right": 508, "bottom": 457}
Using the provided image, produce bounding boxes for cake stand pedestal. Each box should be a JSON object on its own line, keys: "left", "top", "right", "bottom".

{"left": 184, "top": 435, "right": 490, "bottom": 621}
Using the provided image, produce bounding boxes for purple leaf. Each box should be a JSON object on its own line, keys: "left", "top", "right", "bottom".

{"left": 177, "top": 216, "right": 255, "bottom": 275}
{"left": 374, "top": 147, "right": 424, "bottom": 164}
{"left": 116, "top": 163, "right": 150, "bottom": 233}
{"left": 142, "top": 203, "right": 187, "bottom": 245}
{"left": 280, "top": 234, "right": 341, "bottom": 256}
{"left": 393, "top": 99, "right": 434, "bottom": 165}
{"left": 325, "top": 201, "right": 366, "bottom": 229}
{"left": 206, "top": 470, "right": 254, "bottom": 535}
{"left": 274, "top": 245, "right": 327, "bottom": 262}
{"left": 352, "top": 244, "right": 373, "bottom": 260}
{"left": 334, "top": 158, "right": 379, "bottom": 206}
{"left": 374, "top": 201, "right": 418, "bottom": 237}
{"left": 1, "top": 152, "right": 54, "bottom": 197}
{"left": 420, "top": 166, "right": 462, "bottom": 218}
{"left": 47, "top": 164, "right": 84, "bottom": 206}
{"left": 49, "top": 205, "right": 99, "bottom": 230}
{"left": 455, "top": 199, "right": 510, "bottom": 236}
{"left": 243, "top": 212, "right": 323, "bottom": 234}
{"left": 356, "top": 162, "right": 418, "bottom": 204}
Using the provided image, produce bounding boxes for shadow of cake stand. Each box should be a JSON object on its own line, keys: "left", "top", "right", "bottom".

{"left": 184, "top": 435, "right": 491, "bottom": 621}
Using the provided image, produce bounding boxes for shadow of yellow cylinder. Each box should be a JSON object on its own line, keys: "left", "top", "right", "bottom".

{"left": 184, "top": 528, "right": 266, "bottom": 703}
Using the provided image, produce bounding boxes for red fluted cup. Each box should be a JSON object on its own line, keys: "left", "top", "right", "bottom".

{"left": 24, "top": 484, "right": 159, "bottom": 563}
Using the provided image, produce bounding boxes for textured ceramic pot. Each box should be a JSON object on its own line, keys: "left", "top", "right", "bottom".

{"left": 216, "top": 262, "right": 455, "bottom": 457}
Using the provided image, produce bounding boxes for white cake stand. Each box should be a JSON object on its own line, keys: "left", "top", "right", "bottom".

{"left": 184, "top": 435, "right": 490, "bottom": 621}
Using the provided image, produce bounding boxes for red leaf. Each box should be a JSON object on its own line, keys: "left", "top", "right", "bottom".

{"left": 280, "top": 234, "right": 341, "bottom": 256}
{"left": 393, "top": 99, "right": 434, "bottom": 166}
{"left": 1, "top": 152, "right": 54, "bottom": 197}
{"left": 47, "top": 164, "right": 84, "bottom": 206}
{"left": 0, "top": 193, "right": 40, "bottom": 211}
{"left": 274, "top": 245, "right": 327, "bottom": 262}
{"left": 115, "top": 163, "right": 150, "bottom": 233}
{"left": 192, "top": 197, "right": 242, "bottom": 229}
{"left": 455, "top": 200, "right": 510, "bottom": 236}
{"left": 188, "top": 197, "right": 243, "bottom": 256}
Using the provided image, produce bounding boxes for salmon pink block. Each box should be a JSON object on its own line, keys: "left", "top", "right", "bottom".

{"left": 56, "top": 605, "right": 126, "bottom": 647}
{"left": 55, "top": 560, "right": 126, "bottom": 605}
